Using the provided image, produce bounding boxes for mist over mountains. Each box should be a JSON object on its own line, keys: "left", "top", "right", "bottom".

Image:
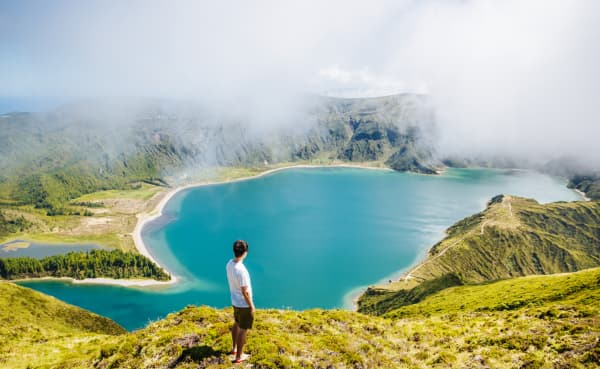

{"left": 2, "top": 0, "right": 600, "bottom": 172}
{"left": 1, "top": 92, "right": 598, "bottom": 212}
{"left": 0, "top": 94, "right": 441, "bottom": 207}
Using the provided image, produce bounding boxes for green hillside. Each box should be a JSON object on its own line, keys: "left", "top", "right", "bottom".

{"left": 569, "top": 174, "right": 600, "bottom": 200}
{"left": 0, "top": 282, "right": 125, "bottom": 369}
{"left": 358, "top": 196, "right": 600, "bottom": 315}
{"left": 0, "top": 95, "right": 436, "bottom": 209}
{"left": 3, "top": 267, "right": 598, "bottom": 369}
{"left": 0, "top": 95, "right": 439, "bottom": 249}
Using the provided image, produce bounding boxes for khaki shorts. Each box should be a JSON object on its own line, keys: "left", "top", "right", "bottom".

{"left": 233, "top": 306, "right": 254, "bottom": 330}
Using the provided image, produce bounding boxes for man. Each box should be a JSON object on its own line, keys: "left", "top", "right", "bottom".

{"left": 226, "top": 239, "right": 255, "bottom": 364}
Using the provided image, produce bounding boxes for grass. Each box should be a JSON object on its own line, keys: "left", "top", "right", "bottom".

{"left": 359, "top": 196, "right": 600, "bottom": 315}
{"left": 72, "top": 183, "right": 163, "bottom": 202}
{"left": 49, "top": 268, "right": 600, "bottom": 368}
{"left": 0, "top": 183, "right": 161, "bottom": 250}
{"left": 214, "top": 160, "right": 388, "bottom": 182}
{"left": 1, "top": 267, "right": 598, "bottom": 368}
{"left": 358, "top": 273, "right": 464, "bottom": 315}
{"left": 1, "top": 231, "right": 128, "bottom": 249}
{"left": 0, "top": 282, "right": 125, "bottom": 369}
{"left": 386, "top": 267, "right": 600, "bottom": 318}
{"left": 0, "top": 205, "right": 136, "bottom": 251}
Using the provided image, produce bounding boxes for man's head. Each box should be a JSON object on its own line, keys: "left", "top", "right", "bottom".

{"left": 233, "top": 240, "right": 249, "bottom": 258}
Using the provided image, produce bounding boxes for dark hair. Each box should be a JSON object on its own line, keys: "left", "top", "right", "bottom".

{"left": 233, "top": 240, "right": 249, "bottom": 258}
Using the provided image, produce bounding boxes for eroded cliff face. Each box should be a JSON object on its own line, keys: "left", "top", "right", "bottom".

{"left": 0, "top": 94, "right": 437, "bottom": 209}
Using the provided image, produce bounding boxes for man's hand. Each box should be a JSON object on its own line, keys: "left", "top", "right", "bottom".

{"left": 241, "top": 286, "right": 254, "bottom": 313}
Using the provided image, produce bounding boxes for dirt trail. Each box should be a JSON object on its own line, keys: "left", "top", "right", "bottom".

{"left": 406, "top": 196, "right": 514, "bottom": 282}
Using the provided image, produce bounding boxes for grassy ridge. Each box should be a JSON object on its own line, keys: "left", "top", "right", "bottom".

{"left": 358, "top": 196, "right": 600, "bottom": 315}
{"left": 1, "top": 268, "right": 598, "bottom": 368}
{"left": 28, "top": 267, "right": 599, "bottom": 369}
{"left": 0, "top": 282, "right": 125, "bottom": 369}
{"left": 418, "top": 196, "right": 600, "bottom": 282}
{"left": 386, "top": 267, "right": 600, "bottom": 318}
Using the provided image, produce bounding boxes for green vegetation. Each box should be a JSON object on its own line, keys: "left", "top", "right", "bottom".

{"left": 0, "top": 249, "right": 170, "bottom": 281}
{"left": 1, "top": 190, "right": 598, "bottom": 368}
{"left": 569, "top": 174, "right": 600, "bottom": 200}
{"left": 3, "top": 267, "right": 597, "bottom": 368}
{"left": 0, "top": 96, "right": 436, "bottom": 210}
{"left": 359, "top": 272, "right": 464, "bottom": 315}
{"left": 0, "top": 210, "right": 32, "bottom": 237}
{"left": 0, "top": 282, "right": 125, "bottom": 369}
{"left": 1, "top": 98, "right": 599, "bottom": 367}
{"left": 0, "top": 96, "right": 439, "bottom": 252}
{"left": 72, "top": 183, "right": 163, "bottom": 202}
{"left": 0, "top": 181, "right": 163, "bottom": 251}
{"left": 423, "top": 196, "right": 600, "bottom": 281}
{"left": 386, "top": 266, "right": 600, "bottom": 319}
{"left": 9, "top": 166, "right": 165, "bottom": 215}
{"left": 3, "top": 231, "right": 130, "bottom": 252}
{"left": 359, "top": 196, "right": 600, "bottom": 315}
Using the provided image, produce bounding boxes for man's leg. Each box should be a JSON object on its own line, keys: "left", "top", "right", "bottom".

{"left": 235, "top": 328, "right": 247, "bottom": 361}
{"left": 231, "top": 322, "right": 239, "bottom": 353}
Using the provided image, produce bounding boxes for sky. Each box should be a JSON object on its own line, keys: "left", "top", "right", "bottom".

{"left": 1, "top": 0, "right": 599, "bottom": 166}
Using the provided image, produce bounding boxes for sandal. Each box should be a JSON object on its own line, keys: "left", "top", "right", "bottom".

{"left": 232, "top": 353, "right": 249, "bottom": 364}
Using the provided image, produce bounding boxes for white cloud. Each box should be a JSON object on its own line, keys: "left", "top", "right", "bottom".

{"left": 317, "top": 65, "right": 409, "bottom": 97}
{"left": 1, "top": 0, "right": 599, "bottom": 167}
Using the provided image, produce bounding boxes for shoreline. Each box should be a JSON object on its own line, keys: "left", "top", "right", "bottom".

{"left": 9, "top": 275, "right": 176, "bottom": 287}
{"left": 344, "top": 246, "right": 431, "bottom": 311}
{"left": 3, "top": 163, "right": 391, "bottom": 288}
{"left": 12, "top": 165, "right": 589, "bottom": 292}
{"left": 574, "top": 188, "right": 591, "bottom": 201}
{"left": 131, "top": 163, "right": 394, "bottom": 286}
{"left": 346, "top": 174, "right": 590, "bottom": 312}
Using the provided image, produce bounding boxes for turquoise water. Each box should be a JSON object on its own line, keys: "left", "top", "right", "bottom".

{"left": 18, "top": 168, "right": 582, "bottom": 330}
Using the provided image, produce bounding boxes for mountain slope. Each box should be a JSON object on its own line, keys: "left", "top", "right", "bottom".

{"left": 0, "top": 95, "right": 436, "bottom": 207}
{"left": 34, "top": 267, "right": 599, "bottom": 369}
{"left": 358, "top": 196, "right": 600, "bottom": 315}
{"left": 569, "top": 174, "right": 600, "bottom": 200}
{"left": 1, "top": 263, "right": 598, "bottom": 368}
{"left": 416, "top": 195, "right": 600, "bottom": 281}
{"left": 0, "top": 95, "right": 442, "bottom": 251}
{"left": 0, "top": 282, "right": 125, "bottom": 368}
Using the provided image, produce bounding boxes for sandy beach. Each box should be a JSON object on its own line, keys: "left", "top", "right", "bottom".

{"left": 72, "top": 277, "right": 176, "bottom": 287}
{"left": 9, "top": 275, "right": 176, "bottom": 287}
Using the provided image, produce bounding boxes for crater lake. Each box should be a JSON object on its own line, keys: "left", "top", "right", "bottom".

{"left": 18, "top": 167, "right": 583, "bottom": 330}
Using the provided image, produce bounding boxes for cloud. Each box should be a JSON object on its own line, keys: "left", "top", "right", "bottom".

{"left": 317, "top": 65, "right": 413, "bottom": 98}
{"left": 1, "top": 0, "right": 599, "bottom": 167}
{"left": 393, "top": 0, "right": 600, "bottom": 167}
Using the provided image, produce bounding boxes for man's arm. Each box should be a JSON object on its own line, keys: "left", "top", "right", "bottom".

{"left": 241, "top": 286, "right": 255, "bottom": 313}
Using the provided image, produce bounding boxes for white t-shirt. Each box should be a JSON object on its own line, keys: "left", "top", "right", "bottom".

{"left": 226, "top": 259, "right": 252, "bottom": 308}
